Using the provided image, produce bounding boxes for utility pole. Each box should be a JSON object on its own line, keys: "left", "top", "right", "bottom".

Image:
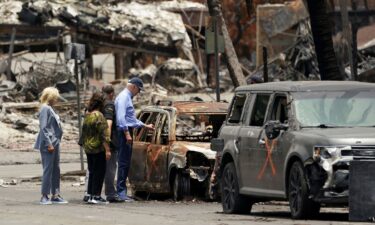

{"left": 213, "top": 17, "right": 220, "bottom": 102}
{"left": 207, "top": 0, "right": 247, "bottom": 88}
{"left": 208, "top": 0, "right": 221, "bottom": 102}
{"left": 351, "top": 0, "right": 359, "bottom": 81}
{"left": 64, "top": 41, "right": 86, "bottom": 171}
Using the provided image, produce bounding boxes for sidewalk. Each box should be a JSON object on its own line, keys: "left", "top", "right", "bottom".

{"left": 0, "top": 163, "right": 83, "bottom": 180}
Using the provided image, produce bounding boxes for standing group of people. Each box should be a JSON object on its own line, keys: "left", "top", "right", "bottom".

{"left": 34, "top": 78, "right": 154, "bottom": 205}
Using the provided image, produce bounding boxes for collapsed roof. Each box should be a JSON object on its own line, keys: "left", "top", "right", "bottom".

{"left": 0, "top": 0, "right": 204, "bottom": 56}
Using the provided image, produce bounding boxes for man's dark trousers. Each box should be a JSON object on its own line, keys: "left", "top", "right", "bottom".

{"left": 116, "top": 129, "right": 132, "bottom": 197}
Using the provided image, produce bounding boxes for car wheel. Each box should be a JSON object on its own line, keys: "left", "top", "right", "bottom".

{"left": 172, "top": 172, "right": 190, "bottom": 201}
{"left": 288, "top": 161, "right": 320, "bottom": 219}
{"left": 221, "top": 162, "right": 252, "bottom": 214}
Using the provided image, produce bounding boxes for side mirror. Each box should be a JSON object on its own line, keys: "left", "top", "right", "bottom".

{"left": 211, "top": 138, "right": 224, "bottom": 152}
{"left": 265, "top": 120, "right": 288, "bottom": 140}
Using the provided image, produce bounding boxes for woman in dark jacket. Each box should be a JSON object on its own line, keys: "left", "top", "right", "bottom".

{"left": 81, "top": 92, "right": 111, "bottom": 204}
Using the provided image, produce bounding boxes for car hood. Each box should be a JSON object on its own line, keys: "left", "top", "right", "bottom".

{"left": 174, "top": 142, "right": 216, "bottom": 159}
{"left": 297, "top": 127, "right": 375, "bottom": 145}
{"left": 300, "top": 127, "right": 375, "bottom": 138}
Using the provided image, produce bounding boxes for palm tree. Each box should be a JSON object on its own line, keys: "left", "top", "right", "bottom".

{"left": 305, "top": 0, "right": 343, "bottom": 80}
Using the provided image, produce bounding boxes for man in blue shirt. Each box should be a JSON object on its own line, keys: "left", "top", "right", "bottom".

{"left": 115, "top": 77, "right": 154, "bottom": 201}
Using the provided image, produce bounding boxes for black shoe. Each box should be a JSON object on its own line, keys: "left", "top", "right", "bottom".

{"left": 83, "top": 195, "right": 90, "bottom": 202}
{"left": 107, "top": 196, "right": 125, "bottom": 203}
{"left": 93, "top": 196, "right": 108, "bottom": 205}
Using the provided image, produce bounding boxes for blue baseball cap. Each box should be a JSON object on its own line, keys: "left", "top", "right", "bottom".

{"left": 128, "top": 77, "right": 144, "bottom": 91}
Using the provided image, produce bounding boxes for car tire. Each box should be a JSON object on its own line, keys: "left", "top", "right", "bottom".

{"left": 172, "top": 172, "right": 190, "bottom": 201}
{"left": 288, "top": 161, "right": 320, "bottom": 219}
{"left": 221, "top": 162, "right": 252, "bottom": 214}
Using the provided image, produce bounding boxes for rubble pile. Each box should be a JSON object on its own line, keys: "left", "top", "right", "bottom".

{"left": 127, "top": 58, "right": 204, "bottom": 96}
{"left": 155, "top": 58, "right": 201, "bottom": 94}
{"left": 0, "top": 101, "right": 80, "bottom": 151}
{"left": 16, "top": 61, "right": 73, "bottom": 101}
{"left": 353, "top": 51, "right": 375, "bottom": 82}
{"left": 129, "top": 64, "right": 157, "bottom": 83}
{"left": 248, "top": 19, "right": 320, "bottom": 82}
{"left": 248, "top": 0, "right": 321, "bottom": 82}
{"left": 272, "top": 20, "right": 320, "bottom": 81}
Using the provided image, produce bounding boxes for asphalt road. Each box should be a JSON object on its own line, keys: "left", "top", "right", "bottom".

{"left": 0, "top": 181, "right": 366, "bottom": 225}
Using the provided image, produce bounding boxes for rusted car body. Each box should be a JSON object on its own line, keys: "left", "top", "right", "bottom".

{"left": 211, "top": 81, "right": 375, "bottom": 219}
{"left": 128, "top": 101, "right": 228, "bottom": 200}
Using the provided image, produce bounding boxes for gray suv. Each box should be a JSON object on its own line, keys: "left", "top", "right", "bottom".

{"left": 211, "top": 81, "right": 375, "bottom": 219}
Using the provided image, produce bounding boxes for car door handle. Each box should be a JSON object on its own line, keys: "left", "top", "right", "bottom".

{"left": 259, "top": 139, "right": 266, "bottom": 145}
{"left": 233, "top": 139, "right": 240, "bottom": 154}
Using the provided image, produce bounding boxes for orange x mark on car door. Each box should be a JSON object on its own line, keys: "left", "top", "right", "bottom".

{"left": 257, "top": 138, "right": 277, "bottom": 180}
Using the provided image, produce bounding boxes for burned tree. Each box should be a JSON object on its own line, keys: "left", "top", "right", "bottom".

{"left": 305, "top": 0, "right": 343, "bottom": 80}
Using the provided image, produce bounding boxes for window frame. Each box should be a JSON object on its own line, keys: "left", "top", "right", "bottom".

{"left": 225, "top": 92, "right": 249, "bottom": 125}
{"left": 135, "top": 109, "right": 171, "bottom": 144}
{"left": 266, "top": 93, "right": 289, "bottom": 124}
{"left": 248, "top": 92, "right": 272, "bottom": 127}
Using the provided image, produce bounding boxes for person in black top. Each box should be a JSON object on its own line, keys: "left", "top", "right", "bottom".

{"left": 102, "top": 84, "right": 124, "bottom": 203}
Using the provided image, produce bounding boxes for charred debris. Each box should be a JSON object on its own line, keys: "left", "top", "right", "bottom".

{"left": 1, "top": 0, "right": 375, "bottom": 119}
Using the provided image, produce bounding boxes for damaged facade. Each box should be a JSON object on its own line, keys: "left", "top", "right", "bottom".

{"left": 0, "top": 0, "right": 205, "bottom": 105}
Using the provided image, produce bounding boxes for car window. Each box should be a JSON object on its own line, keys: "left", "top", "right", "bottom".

{"left": 135, "top": 112, "right": 151, "bottom": 138}
{"left": 227, "top": 94, "right": 247, "bottom": 124}
{"left": 250, "top": 94, "right": 271, "bottom": 126}
{"left": 293, "top": 91, "right": 375, "bottom": 127}
{"left": 157, "top": 113, "right": 169, "bottom": 145}
{"left": 269, "top": 95, "right": 288, "bottom": 123}
{"left": 138, "top": 112, "right": 158, "bottom": 142}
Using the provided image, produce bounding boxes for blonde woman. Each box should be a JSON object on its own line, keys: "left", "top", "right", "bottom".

{"left": 34, "top": 87, "right": 67, "bottom": 205}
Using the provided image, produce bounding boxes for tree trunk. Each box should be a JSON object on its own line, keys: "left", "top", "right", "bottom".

{"left": 305, "top": 0, "right": 343, "bottom": 80}
{"left": 220, "top": 14, "right": 247, "bottom": 87}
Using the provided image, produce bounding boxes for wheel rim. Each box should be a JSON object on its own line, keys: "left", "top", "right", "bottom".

{"left": 223, "top": 167, "right": 237, "bottom": 211}
{"left": 289, "top": 166, "right": 302, "bottom": 214}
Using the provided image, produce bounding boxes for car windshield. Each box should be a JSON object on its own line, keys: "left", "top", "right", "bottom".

{"left": 293, "top": 90, "right": 375, "bottom": 127}
{"left": 176, "top": 113, "right": 226, "bottom": 142}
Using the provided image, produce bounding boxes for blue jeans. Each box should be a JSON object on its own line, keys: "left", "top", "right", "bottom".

{"left": 116, "top": 131, "right": 132, "bottom": 197}
{"left": 40, "top": 144, "right": 60, "bottom": 195}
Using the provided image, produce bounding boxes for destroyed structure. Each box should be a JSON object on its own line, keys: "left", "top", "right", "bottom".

{"left": 0, "top": 0, "right": 205, "bottom": 104}
{"left": 2, "top": 0, "right": 375, "bottom": 152}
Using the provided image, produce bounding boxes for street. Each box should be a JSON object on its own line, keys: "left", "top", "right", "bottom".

{"left": 0, "top": 178, "right": 362, "bottom": 225}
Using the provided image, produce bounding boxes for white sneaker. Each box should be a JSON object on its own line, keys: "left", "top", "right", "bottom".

{"left": 40, "top": 196, "right": 52, "bottom": 205}
{"left": 87, "top": 196, "right": 98, "bottom": 204}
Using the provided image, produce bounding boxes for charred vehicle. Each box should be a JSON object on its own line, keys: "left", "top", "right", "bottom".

{"left": 211, "top": 81, "right": 375, "bottom": 219}
{"left": 128, "top": 101, "right": 228, "bottom": 200}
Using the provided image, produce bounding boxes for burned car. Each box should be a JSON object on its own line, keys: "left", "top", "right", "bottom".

{"left": 128, "top": 101, "right": 228, "bottom": 200}
{"left": 211, "top": 81, "right": 375, "bottom": 219}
